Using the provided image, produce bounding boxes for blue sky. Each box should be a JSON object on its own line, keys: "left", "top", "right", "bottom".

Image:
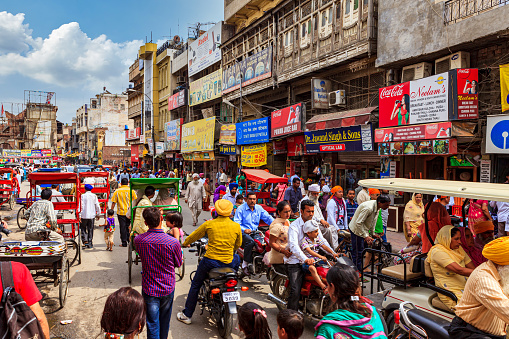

{"left": 0, "top": 0, "right": 223, "bottom": 123}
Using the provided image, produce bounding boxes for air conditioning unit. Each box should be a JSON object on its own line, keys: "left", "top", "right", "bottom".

{"left": 435, "top": 51, "right": 470, "bottom": 74}
{"left": 329, "top": 90, "right": 346, "bottom": 106}
{"left": 401, "top": 62, "right": 432, "bottom": 82}
{"left": 177, "top": 76, "right": 186, "bottom": 84}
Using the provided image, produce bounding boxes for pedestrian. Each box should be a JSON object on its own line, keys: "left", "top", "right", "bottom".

{"left": 345, "top": 189, "right": 359, "bottom": 224}
{"left": 101, "top": 287, "right": 146, "bottom": 339}
{"left": 356, "top": 186, "right": 370, "bottom": 205}
{"left": 277, "top": 309, "right": 304, "bottom": 339}
{"left": 110, "top": 178, "right": 137, "bottom": 247}
{"left": 238, "top": 302, "right": 271, "bottom": 339}
{"left": 223, "top": 182, "right": 239, "bottom": 204}
{"left": 490, "top": 199, "right": 509, "bottom": 237}
{"left": 185, "top": 173, "right": 206, "bottom": 226}
{"left": 219, "top": 168, "right": 227, "bottom": 186}
{"left": 134, "top": 207, "right": 182, "bottom": 339}
{"left": 118, "top": 169, "right": 130, "bottom": 183}
{"left": 80, "top": 184, "right": 101, "bottom": 248}
{"left": 24, "top": 188, "right": 64, "bottom": 242}
{"left": 166, "top": 212, "right": 183, "bottom": 243}
{"left": 284, "top": 177, "right": 303, "bottom": 217}
{"left": 102, "top": 209, "right": 115, "bottom": 251}
{"left": 203, "top": 177, "right": 212, "bottom": 211}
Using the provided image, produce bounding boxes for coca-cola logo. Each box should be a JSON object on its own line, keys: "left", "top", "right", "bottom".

{"left": 426, "top": 124, "right": 438, "bottom": 135}
{"left": 375, "top": 130, "right": 384, "bottom": 138}
{"left": 380, "top": 84, "right": 405, "bottom": 99}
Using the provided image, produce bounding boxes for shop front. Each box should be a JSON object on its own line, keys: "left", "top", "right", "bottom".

{"left": 218, "top": 124, "right": 238, "bottom": 176}
{"left": 181, "top": 117, "right": 216, "bottom": 177}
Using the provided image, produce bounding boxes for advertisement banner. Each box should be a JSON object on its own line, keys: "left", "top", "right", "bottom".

{"left": 304, "top": 124, "right": 373, "bottom": 153}
{"left": 219, "top": 124, "right": 236, "bottom": 145}
{"left": 236, "top": 117, "right": 270, "bottom": 145}
{"left": 42, "top": 149, "right": 52, "bottom": 156}
{"left": 378, "top": 138, "right": 457, "bottom": 156}
{"left": 189, "top": 68, "right": 222, "bottom": 106}
{"left": 241, "top": 144, "right": 267, "bottom": 167}
{"left": 21, "top": 150, "right": 31, "bottom": 157}
{"left": 147, "top": 138, "right": 154, "bottom": 155}
{"left": 486, "top": 114, "right": 509, "bottom": 153}
{"left": 2, "top": 150, "right": 20, "bottom": 157}
{"left": 287, "top": 135, "right": 306, "bottom": 156}
{"left": 219, "top": 145, "right": 236, "bottom": 155}
{"left": 182, "top": 152, "right": 215, "bottom": 161}
{"left": 311, "top": 79, "right": 331, "bottom": 109}
{"left": 452, "top": 68, "right": 478, "bottom": 120}
{"left": 271, "top": 103, "right": 303, "bottom": 138}
{"left": 273, "top": 139, "right": 287, "bottom": 155}
{"left": 31, "top": 150, "right": 42, "bottom": 157}
{"left": 222, "top": 47, "right": 273, "bottom": 94}
{"left": 188, "top": 22, "right": 222, "bottom": 76}
{"left": 168, "top": 89, "right": 187, "bottom": 111}
{"left": 155, "top": 142, "right": 164, "bottom": 155}
{"left": 165, "top": 119, "right": 182, "bottom": 151}
{"left": 374, "top": 122, "right": 452, "bottom": 143}
{"left": 126, "top": 127, "right": 141, "bottom": 140}
{"left": 181, "top": 117, "right": 216, "bottom": 153}
{"left": 131, "top": 144, "right": 139, "bottom": 162}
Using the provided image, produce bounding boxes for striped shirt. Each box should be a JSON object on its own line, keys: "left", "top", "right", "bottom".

{"left": 24, "top": 200, "right": 57, "bottom": 235}
{"left": 134, "top": 229, "right": 183, "bottom": 297}
{"left": 111, "top": 185, "right": 137, "bottom": 216}
{"left": 455, "top": 260, "right": 509, "bottom": 336}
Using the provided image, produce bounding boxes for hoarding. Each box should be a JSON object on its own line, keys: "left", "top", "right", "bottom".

{"left": 182, "top": 151, "right": 215, "bottom": 161}
{"left": 168, "top": 89, "right": 187, "bottom": 110}
{"left": 105, "top": 130, "right": 126, "bottom": 146}
{"left": 236, "top": 117, "right": 270, "bottom": 145}
{"left": 379, "top": 138, "right": 457, "bottom": 156}
{"left": 304, "top": 124, "right": 373, "bottom": 153}
{"left": 222, "top": 47, "right": 273, "bottom": 94}
{"left": 188, "top": 22, "right": 222, "bottom": 76}
{"left": 219, "top": 124, "right": 236, "bottom": 145}
{"left": 165, "top": 119, "right": 182, "bottom": 151}
{"left": 241, "top": 144, "right": 267, "bottom": 167}
{"left": 287, "top": 135, "right": 306, "bottom": 156}
{"left": 131, "top": 145, "right": 139, "bottom": 162}
{"left": 126, "top": 127, "right": 141, "bottom": 140}
{"left": 181, "top": 117, "right": 215, "bottom": 153}
{"left": 271, "top": 103, "right": 303, "bottom": 138}
{"left": 486, "top": 114, "right": 509, "bottom": 154}
{"left": 155, "top": 142, "right": 164, "bottom": 155}
{"left": 311, "top": 79, "right": 331, "bottom": 109}
{"left": 219, "top": 145, "right": 236, "bottom": 155}
{"left": 189, "top": 68, "right": 222, "bottom": 106}
{"left": 273, "top": 140, "right": 287, "bottom": 155}
{"left": 2, "top": 150, "right": 20, "bottom": 157}
{"left": 374, "top": 122, "right": 452, "bottom": 143}
{"left": 451, "top": 68, "right": 478, "bottom": 120}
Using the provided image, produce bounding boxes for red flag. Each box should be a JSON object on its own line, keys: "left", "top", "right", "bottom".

{"left": 1, "top": 104, "right": 3, "bottom": 118}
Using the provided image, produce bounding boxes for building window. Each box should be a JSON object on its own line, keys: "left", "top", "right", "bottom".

{"left": 121, "top": 104, "right": 125, "bottom": 110}
{"left": 114, "top": 103, "right": 119, "bottom": 110}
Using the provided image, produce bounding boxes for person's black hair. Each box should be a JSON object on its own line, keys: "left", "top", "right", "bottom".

{"left": 246, "top": 192, "right": 257, "bottom": 199}
{"left": 238, "top": 302, "right": 271, "bottom": 339}
{"left": 142, "top": 207, "right": 161, "bottom": 229}
{"left": 347, "top": 189, "right": 356, "bottom": 194}
{"left": 276, "top": 201, "right": 290, "bottom": 215}
{"left": 51, "top": 184, "right": 58, "bottom": 189}
{"left": 121, "top": 178, "right": 128, "bottom": 185}
{"left": 300, "top": 199, "right": 314, "bottom": 211}
{"left": 451, "top": 227, "right": 460, "bottom": 238}
{"left": 101, "top": 287, "right": 146, "bottom": 336}
{"left": 41, "top": 188, "right": 52, "bottom": 200}
{"left": 292, "top": 177, "right": 301, "bottom": 184}
{"left": 377, "top": 195, "right": 391, "bottom": 204}
{"left": 276, "top": 309, "right": 304, "bottom": 339}
{"left": 165, "top": 211, "right": 183, "bottom": 228}
{"left": 236, "top": 195, "right": 244, "bottom": 201}
{"left": 144, "top": 185, "right": 155, "bottom": 197}
{"left": 326, "top": 264, "right": 371, "bottom": 317}
{"left": 107, "top": 209, "right": 114, "bottom": 216}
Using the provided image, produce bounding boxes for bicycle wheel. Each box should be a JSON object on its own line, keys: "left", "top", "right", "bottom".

{"left": 65, "top": 239, "right": 79, "bottom": 267}
{"left": 59, "top": 258, "right": 70, "bottom": 308}
{"left": 17, "top": 206, "right": 27, "bottom": 229}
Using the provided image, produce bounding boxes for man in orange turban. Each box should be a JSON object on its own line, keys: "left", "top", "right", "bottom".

{"left": 474, "top": 221, "right": 495, "bottom": 248}
{"left": 368, "top": 188, "right": 380, "bottom": 200}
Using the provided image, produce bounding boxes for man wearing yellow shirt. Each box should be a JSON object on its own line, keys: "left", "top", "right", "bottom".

{"left": 177, "top": 199, "right": 242, "bottom": 325}
{"left": 110, "top": 178, "right": 137, "bottom": 247}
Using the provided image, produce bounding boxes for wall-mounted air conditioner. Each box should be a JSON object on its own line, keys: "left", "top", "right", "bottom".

{"left": 435, "top": 51, "right": 470, "bottom": 74}
{"left": 177, "top": 76, "right": 186, "bottom": 84}
{"left": 401, "top": 62, "right": 432, "bottom": 82}
{"left": 329, "top": 90, "right": 346, "bottom": 106}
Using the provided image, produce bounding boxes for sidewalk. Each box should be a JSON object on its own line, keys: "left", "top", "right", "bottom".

{"left": 386, "top": 230, "right": 408, "bottom": 252}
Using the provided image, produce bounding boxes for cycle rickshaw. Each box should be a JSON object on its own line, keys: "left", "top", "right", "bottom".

{"left": 0, "top": 167, "right": 20, "bottom": 210}
{"left": 79, "top": 171, "right": 110, "bottom": 218}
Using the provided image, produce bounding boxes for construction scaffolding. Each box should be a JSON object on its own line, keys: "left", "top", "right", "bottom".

{"left": 0, "top": 102, "right": 25, "bottom": 149}
{"left": 24, "top": 90, "right": 58, "bottom": 150}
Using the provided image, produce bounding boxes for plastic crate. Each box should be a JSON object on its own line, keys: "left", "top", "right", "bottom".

{"left": 452, "top": 205, "right": 462, "bottom": 217}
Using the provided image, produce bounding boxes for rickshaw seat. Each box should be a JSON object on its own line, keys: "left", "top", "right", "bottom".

{"left": 380, "top": 263, "right": 423, "bottom": 281}
{"left": 53, "top": 201, "right": 77, "bottom": 210}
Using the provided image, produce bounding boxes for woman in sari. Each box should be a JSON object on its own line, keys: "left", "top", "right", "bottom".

{"left": 427, "top": 226, "right": 475, "bottom": 310}
{"left": 419, "top": 201, "right": 452, "bottom": 253}
{"left": 203, "top": 177, "right": 212, "bottom": 211}
{"left": 213, "top": 185, "right": 226, "bottom": 204}
{"left": 273, "top": 180, "right": 288, "bottom": 204}
{"left": 459, "top": 227, "right": 485, "bottom": 267}
{"left": 403, "top": 193, "right": 424, "bottom": 242}
{"left": 467, "top": 199, "right": 492, "bottom": 235}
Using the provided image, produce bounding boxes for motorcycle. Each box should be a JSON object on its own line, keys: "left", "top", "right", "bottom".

{"left": 390, "top": 302, "right": 451, "bottom": 339}
{"left": 188, "top": 239, "right": 248, "bottom": 338}
{"left": 236, "top": 228, "right": 271, "bottom": 278}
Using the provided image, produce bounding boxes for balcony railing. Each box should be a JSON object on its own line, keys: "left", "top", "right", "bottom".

{"left": 128, "top": 103, "right": 142, "bottom": 119}
{"left": 444, "top": 0, "right": 508, "bottom": 24}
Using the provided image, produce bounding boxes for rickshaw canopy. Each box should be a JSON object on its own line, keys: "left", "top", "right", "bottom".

{"left": 79, "top": 171, "right": 109, "bottom": 178}
{"left": 358, "top": 178, "right": 509, "bottom": 203}
{"left": 129, "top": 178, "right": 180, "bottom": 191}
{"left": 242, "top": 169, "right": 287, "bottom": 185}
{"left": 0, "top": 168, "right": 15, "bottom": 174}
{"left": 29, "top": 172, "right": 79, "bottom": 185}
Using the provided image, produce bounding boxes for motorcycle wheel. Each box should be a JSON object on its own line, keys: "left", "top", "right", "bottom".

{"left": 385, "top": 310, "right": 397, "bottom": 339}
{"left": 217, "top": 300, "right": 233, "bottom": 338}
{"left": 270, "top": 274, "right": 289, "bottom": 311}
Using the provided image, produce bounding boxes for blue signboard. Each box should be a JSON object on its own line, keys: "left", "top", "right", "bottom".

{"left": 304, "top": 124, "right": 373, "bottom": 153}
{"left": 219, "top": 145, "right": 236, "bottom": 155}
{"left": 236, "top": 117, "right": 270, "bottom": 145}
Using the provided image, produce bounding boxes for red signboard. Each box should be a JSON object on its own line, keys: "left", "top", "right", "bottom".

{"left": 454, "top": 68, "right": 478, "bottom": 120}
{"left": 42, "top": 149, "right": 52, "bottom": 156}
{"left": 379, "top": 138, "right": 457, "bottom": 156}
{"left": 271, "top": 103, "right": 303, "bottom": 138}
{"left": 287, "top": 135, "right": 306, "bottom": 156}
{"left": 374, "top": 122, "right": 452, "bottom": 143}
{"left": 273, "top": 139, "right": 287, "bottom": 155}
{"left": 378, "top": 82, "right": 411, "bottom": 128}
{"left": 131, "top": 144, "right": 139, "bottom": 162}
{"left": 126, "top": 127, "right": 141, "bottom": 140}
{"left": 168, "top": 90, "right": 187, "bottom": 111}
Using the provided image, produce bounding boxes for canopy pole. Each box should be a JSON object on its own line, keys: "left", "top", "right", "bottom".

{"left": 424, "top": 199, "right": 434, "bottom": 246}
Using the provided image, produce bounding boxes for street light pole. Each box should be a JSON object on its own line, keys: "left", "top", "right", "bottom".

{"left": 127, "top": 89, "right": 155, "bottom": 171}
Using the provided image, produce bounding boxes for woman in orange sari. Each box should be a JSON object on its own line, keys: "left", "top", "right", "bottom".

{"left": 419, "top": 201, "right": 452, "bottom": 253}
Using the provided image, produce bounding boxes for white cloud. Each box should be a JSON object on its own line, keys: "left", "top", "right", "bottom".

{"left": 0, "top": 12, "right": 41, "bottom": 54}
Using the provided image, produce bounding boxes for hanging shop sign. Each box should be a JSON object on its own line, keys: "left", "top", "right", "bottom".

{"left": 188, "top": 22, "right": 222, "bottom": 77}
{"left": 182, "top": 151, "right": 215, "bottom": 161}
{"left": 287, "top": 135, "right": 306, "bottom": 157}
{"left": 486, "top": 114, "right": 509, "bottom": 154}
{"left": 236, "top": 117, "right": 270, "bottom": 145}
{"left": 155, "top": 142, "right": 164, "bottom": 155}
{"left": 126, "top": 127, "right": 141, "bottom": 140}
{"left": 241, "top": 144, "right": 267, "bottom": 167}
{"left": 311, "top": 79, "right": 331, "bottom": 109}
{"left": 378, "top": 69, "right": 479, "bottom": 128}
{"left": 304, "top": 124, "right": 373, "bottom": 153}
{"left": 219, "top": 145, "right": 236, "bottom": 155}
{"left": 480, "top": 160, "right": 491, "bottom": 183}
{"left": 131, "top": 144, "right": 139, "bottom": 162}
{"left": 181, "top": 117, "right": 216, "bottom": 153}
{"left": 271, "top": 103, "right": 304, "bottom": 138}
{"left": 222, "top": 46, "right": 273, "bottom": 94}
{"left": 273, "top": 140, "right": 287, "bottom": 155}
{"left": 168, "top": 89, "right": 187, "bottom": 111}
{"left": 378, "top": 139, "right": 457, "bottom": 156}
{"left": 380, "top": 158, "right": 396, "bottom": 179}
{"left": 374, "top": 122, "right": 452, "bottom": 143}
{"left": 165, "top": 119, "right": 182, "bottom": 151}
{"left": 189, "top": 68, "right": 222, "bottom": 106}
{"left": 219, "top": 124, "right": 236, "bottom": 145}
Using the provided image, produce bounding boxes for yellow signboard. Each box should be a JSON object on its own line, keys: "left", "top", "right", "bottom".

{"left": 241, "top": 144, "right": 267, "bottom": 167}
{"left": 181, "top": 117, "right": 216, "bottom": 153}
{"left": 189, "top": 68, "right": 222, "bottom": 106}
{"left": 182, "top": 152, "right": 215, "bottom": 161}
{"left": 219, "top": 124, "right": 236, "bottom": 145}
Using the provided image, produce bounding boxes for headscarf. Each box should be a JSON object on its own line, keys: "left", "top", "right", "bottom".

{"left": 482, "top": 237, "right": 509, "bottom": 265}
{"left": 368, "top": 188, "right": 380, "bottom": 196}
{"left": 427, "top": 225, "right": 465, "bottom": 264}
{"left": 474, "top": 220, "right": 494, "bottom": 235}
{"left": 459, "top": 227, "right": 485, "bottom": 267}
{"left": 331, "top": 186, "right": 343, "bottom": 196}
{"left": 308, "top": 184, "right": 320, "bottom": 192}
{"left": 403, "top": 193, "right": 424, "bottom": 223}
{"left": 420, "top": 202, "right": 452, "bottom": 253}
{"left": 214, "top": 185, "right": 226, "bottom": 203}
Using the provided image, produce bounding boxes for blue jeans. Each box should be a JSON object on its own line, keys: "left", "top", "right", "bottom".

{"left": 381, "top": 226, "right": 387, "bottom": 243}
{"left": 143, "top": 291, "right": 175, "bottom": 339}
{"left": 350, "top": 231, "right": 365, "bottom": 272}
{"left": 183, "top": 254, "right": 240, "bottom": 318}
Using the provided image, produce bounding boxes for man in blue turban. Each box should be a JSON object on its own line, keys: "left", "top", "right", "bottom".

{"left": 223, "top": 183, "right": 239, "bottom": 205}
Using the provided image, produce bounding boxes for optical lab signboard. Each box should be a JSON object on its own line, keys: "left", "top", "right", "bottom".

{"left": 378, "top": 69, "right": 479, "bottom": 128}
{"left": 271, "top": 103, "right": 304, "bottom": 138}
{"left": 189, "top": 68, "right": 222, "bottom": 106}
{"left": 168, "top": 89, "right": 187, "bottom": 111}
{"left": 304, "top": 124, "right": 373, "bottom": 153}
{"left": 236, "top": 117, "right": 270, "bottom": 145}
{"left": 188, "top": 22, "right": 222, "bottom": 76}
{"left": 165, "top": 119, "right": 182, "bottom": 151}
{"left": 374, "top": 122, "right": 452, "bottom": 143}
{"left": 486, "top": 114, "right": 509, "bottom": 153}
{"left": 222, "top": 47, "right": 273, "bottom": 94}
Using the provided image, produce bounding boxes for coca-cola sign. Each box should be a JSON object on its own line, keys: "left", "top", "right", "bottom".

{"left": 380, "top": 84, "right": 407, "bottom": 100}
{"left": 379, "top": 82, "right": 410, "bottom": 127}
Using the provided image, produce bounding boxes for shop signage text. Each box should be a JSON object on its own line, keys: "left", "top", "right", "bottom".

{"left": 126, "top": 127, "right": 141, "bottom": 140}
{"left": 165, "top": 119, "right": 182, "bottom": 151}
{"left": 189, "top": 68, "right": 222, "bottom": 106}
{"left": 188, "top": 22, "right": 222, "bottom": 77}
{"left": 168, "top": 90, "right": 187, "bottom": 110}
{"left": 241, "top": 144, "right": 267, "bottom": 167}
{"left": 219, "top": 124, "right": 236, "bottom": 145}
{"left": 219, "top": 145, "right": 236, "bottom": 155}
{"left": 311, "top": 79, "right": 331, "bottom": 109}
{"left": 271, "top": 103, "right": 303, "bottom": 138}
{"left": 182, "top": 152, "right": 215, "bottom": 161}
{"left": 374, "top": 122, "right": 452, "bottom": 143}
{"left": 236, "top": 117, "right": 270, "bottom": 145}
{"left": 378, "top": 138, "right": 457, "bottom": 156}
{"left": 181, "top": 117, "right": 215, "bottom": 152}
{"left": 304, "top": 124, "right": 373, "bottom": 153}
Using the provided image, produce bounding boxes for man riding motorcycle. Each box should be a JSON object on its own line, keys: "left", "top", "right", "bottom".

{"left": 286, "top": 199, "right": 339, "bottom": 310}
{"left": 234, "top": 192, "right": 274, "bottom": 275}
{"left": 177, "top": 200, "right": 242, "bottom": 325}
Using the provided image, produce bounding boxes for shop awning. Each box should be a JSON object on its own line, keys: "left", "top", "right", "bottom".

{"left": 305, "top": 107, "right": 377, "bottom": 131}
{"left": 242, "top": 169, "right": 288, "bottom": 184}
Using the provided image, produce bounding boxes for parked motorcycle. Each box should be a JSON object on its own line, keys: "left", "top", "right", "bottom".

{"left": 236, "top": 228, "right": 270, "bottom": 278}
{"left": 390, "top": 301, "right": 451, "bottom": 339}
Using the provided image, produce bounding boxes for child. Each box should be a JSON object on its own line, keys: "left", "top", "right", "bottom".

{"left": 232, "top": 195, "right": 244, "bottom": 217}
{"left": 238, "top": 302, "right": 271, "bottom": 339}
{"left": 300, "top": 220, "right": 339, "bottom": 291}
{"left": 165, "top": 211, "right": 183, "bottom": 243}
{"left": 277, "top": 309, "right": 304, "bottom": 339}
{"left": 102, "top": 209, "right": 115, "bottom": 251}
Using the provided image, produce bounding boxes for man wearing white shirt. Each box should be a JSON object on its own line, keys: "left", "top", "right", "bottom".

{"left": 50, "top": 184, "right": 65, "bottom": 203}
{"left": 286, "top": 200, "right": 337, "bottom": 310}
{"left": 326, "top": 186, "right": 349, "bottom": 249}
{"left": 490, "top": 200, "right": 509, "bottom": 237}
{"left": 80, "top": 184, "right": 101, "bottom": 248}
{"left": 219, "top": 168, "right": 227, "bottom": 186}
{"left": 299, "top": 184, "right": 335, "bottom": 249}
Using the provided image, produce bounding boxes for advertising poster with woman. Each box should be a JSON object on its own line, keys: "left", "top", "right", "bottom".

{"left": 378, "top": 82, "right": 411, "bottom": 127}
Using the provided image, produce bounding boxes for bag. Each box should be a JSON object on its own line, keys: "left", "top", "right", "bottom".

{"left": 0, "top": 262, "right": 45, "bottom": 339}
